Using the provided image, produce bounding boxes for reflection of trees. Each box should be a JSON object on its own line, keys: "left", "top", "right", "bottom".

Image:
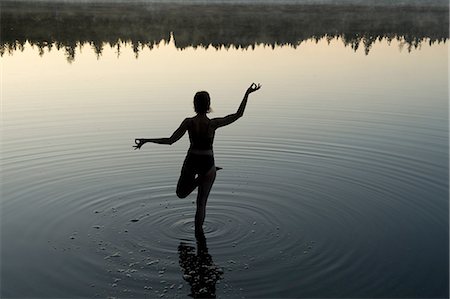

{"left": 1, "top": 1, "right": 448, "bottom": 62}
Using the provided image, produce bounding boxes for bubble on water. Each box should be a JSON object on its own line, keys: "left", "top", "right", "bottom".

{"left": 147, "top": 259, "right": 160, "bottom": 266}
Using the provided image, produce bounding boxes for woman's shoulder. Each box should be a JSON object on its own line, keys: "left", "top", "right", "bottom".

{"left": 183, "top": 116, "right": 196, "bottom": 129}
{"left": 209, "top": 117, "right": 225, "bottom": 128}
{"left": 183, "top": 116, "right": 195, "bottom": 123}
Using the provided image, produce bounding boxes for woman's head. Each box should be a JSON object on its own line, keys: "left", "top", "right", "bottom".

{"left": 194, "top": 91, "right": 211, "bottom": 114}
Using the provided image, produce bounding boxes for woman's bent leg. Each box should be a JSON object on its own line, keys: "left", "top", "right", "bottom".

{"left": 195, "top": 167, "right": 216, "bottom": 234}
{"left": 176, "top": 170, "right": 197, "bottom": 199}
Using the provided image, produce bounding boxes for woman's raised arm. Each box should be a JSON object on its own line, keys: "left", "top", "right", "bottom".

{"left": 133, "top": 118, "right": 189, "bottom": 150}
{"left": 211, "top": 83, "right": 261, "bottom": 129}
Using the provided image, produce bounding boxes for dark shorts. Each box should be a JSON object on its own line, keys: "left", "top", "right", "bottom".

{"left": 181, "top": 153, "right": 215, "bottom": 177}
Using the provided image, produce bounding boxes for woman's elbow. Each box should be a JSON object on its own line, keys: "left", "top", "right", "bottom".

{"left": 162, "top": 138, "right": 173, "bottom": 145}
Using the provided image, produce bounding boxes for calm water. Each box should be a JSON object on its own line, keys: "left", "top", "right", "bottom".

{"left": 1, "top": 4, "right": 449, "bottom": 298}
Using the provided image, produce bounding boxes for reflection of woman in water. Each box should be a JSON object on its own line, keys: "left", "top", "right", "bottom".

{"left": 134, "top": 83, "right": 261, "bottom": 235}
{"left": 178, "top": 230, "right": 223, "bottom": 298}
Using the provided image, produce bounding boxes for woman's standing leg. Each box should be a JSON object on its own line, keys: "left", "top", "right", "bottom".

{"left": 195, "top": 167, "right": 216, "bottom": 235}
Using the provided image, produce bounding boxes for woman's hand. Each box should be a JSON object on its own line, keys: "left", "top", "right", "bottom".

{"left": 133, "top": 138, "right": 146, "bottom": 150}
{"left": 246, "top": 83, "right": 262, "bottom": 95}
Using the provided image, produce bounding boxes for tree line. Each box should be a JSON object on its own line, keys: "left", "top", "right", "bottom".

{"left": 1, "top": 1, "right": 448, "bottom": 61}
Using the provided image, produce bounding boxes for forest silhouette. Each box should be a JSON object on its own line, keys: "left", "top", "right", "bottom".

{"left": 1, "top": 1, "right": 448, "bottom": 62}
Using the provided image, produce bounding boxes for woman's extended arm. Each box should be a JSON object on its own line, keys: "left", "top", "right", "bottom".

{"left": 133, "top": 118, "right": 189, "bottom": 150}
{"left": 211, "top": 83, "right": 261, "bottom": 129}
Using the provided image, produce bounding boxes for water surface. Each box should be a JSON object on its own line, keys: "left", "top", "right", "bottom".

{"left": 1, "top": 3, "right": 449, "bottom": 298}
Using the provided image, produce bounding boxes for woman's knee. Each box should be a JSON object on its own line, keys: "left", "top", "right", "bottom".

{"left": 176, "top": 177, "right": 192, "bottom": 198}
{"left": 176, "top": 187, "right": 189, "bottom": 199}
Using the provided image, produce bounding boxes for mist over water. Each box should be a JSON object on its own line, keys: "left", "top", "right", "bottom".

{"left": 1, "top": 1, "right": 449, "bottom": 298}
{"left": 4, "top": 0, "right": 449, "bottom": 5}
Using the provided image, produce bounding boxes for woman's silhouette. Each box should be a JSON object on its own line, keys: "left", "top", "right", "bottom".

{"left": 134, "top": 83, "right": 261, "bottom": 236}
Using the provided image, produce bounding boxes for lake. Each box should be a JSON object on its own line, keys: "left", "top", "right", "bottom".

{"left": 1, "top": 2, "right": 449, "bottom": 298}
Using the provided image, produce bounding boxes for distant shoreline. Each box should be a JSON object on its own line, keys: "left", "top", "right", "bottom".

{"left": 1, "top": 1, "right": 448, "bottom": 61}
{"left": 1, "top": 0, "right": 449, "bottom": 7}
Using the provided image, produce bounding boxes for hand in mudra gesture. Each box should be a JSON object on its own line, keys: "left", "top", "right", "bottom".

{"left": 246, "top": 83, "right": 261, "bottom": 94}
{"left": 133, "top": 139, "right": 145, "bottom": 150}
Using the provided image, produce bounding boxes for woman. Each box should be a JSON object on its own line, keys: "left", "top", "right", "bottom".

{"left": 133, "top": 83, "right": 261, "bottom": 236}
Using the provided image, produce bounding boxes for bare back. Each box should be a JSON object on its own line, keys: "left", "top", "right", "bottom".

{"left": 187, "top": 115, "right": 215, "bottom": 151}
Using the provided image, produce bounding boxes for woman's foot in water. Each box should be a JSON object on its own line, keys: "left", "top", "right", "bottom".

{"left": 195, "top": 225, "right": 206, "bottom": 241}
